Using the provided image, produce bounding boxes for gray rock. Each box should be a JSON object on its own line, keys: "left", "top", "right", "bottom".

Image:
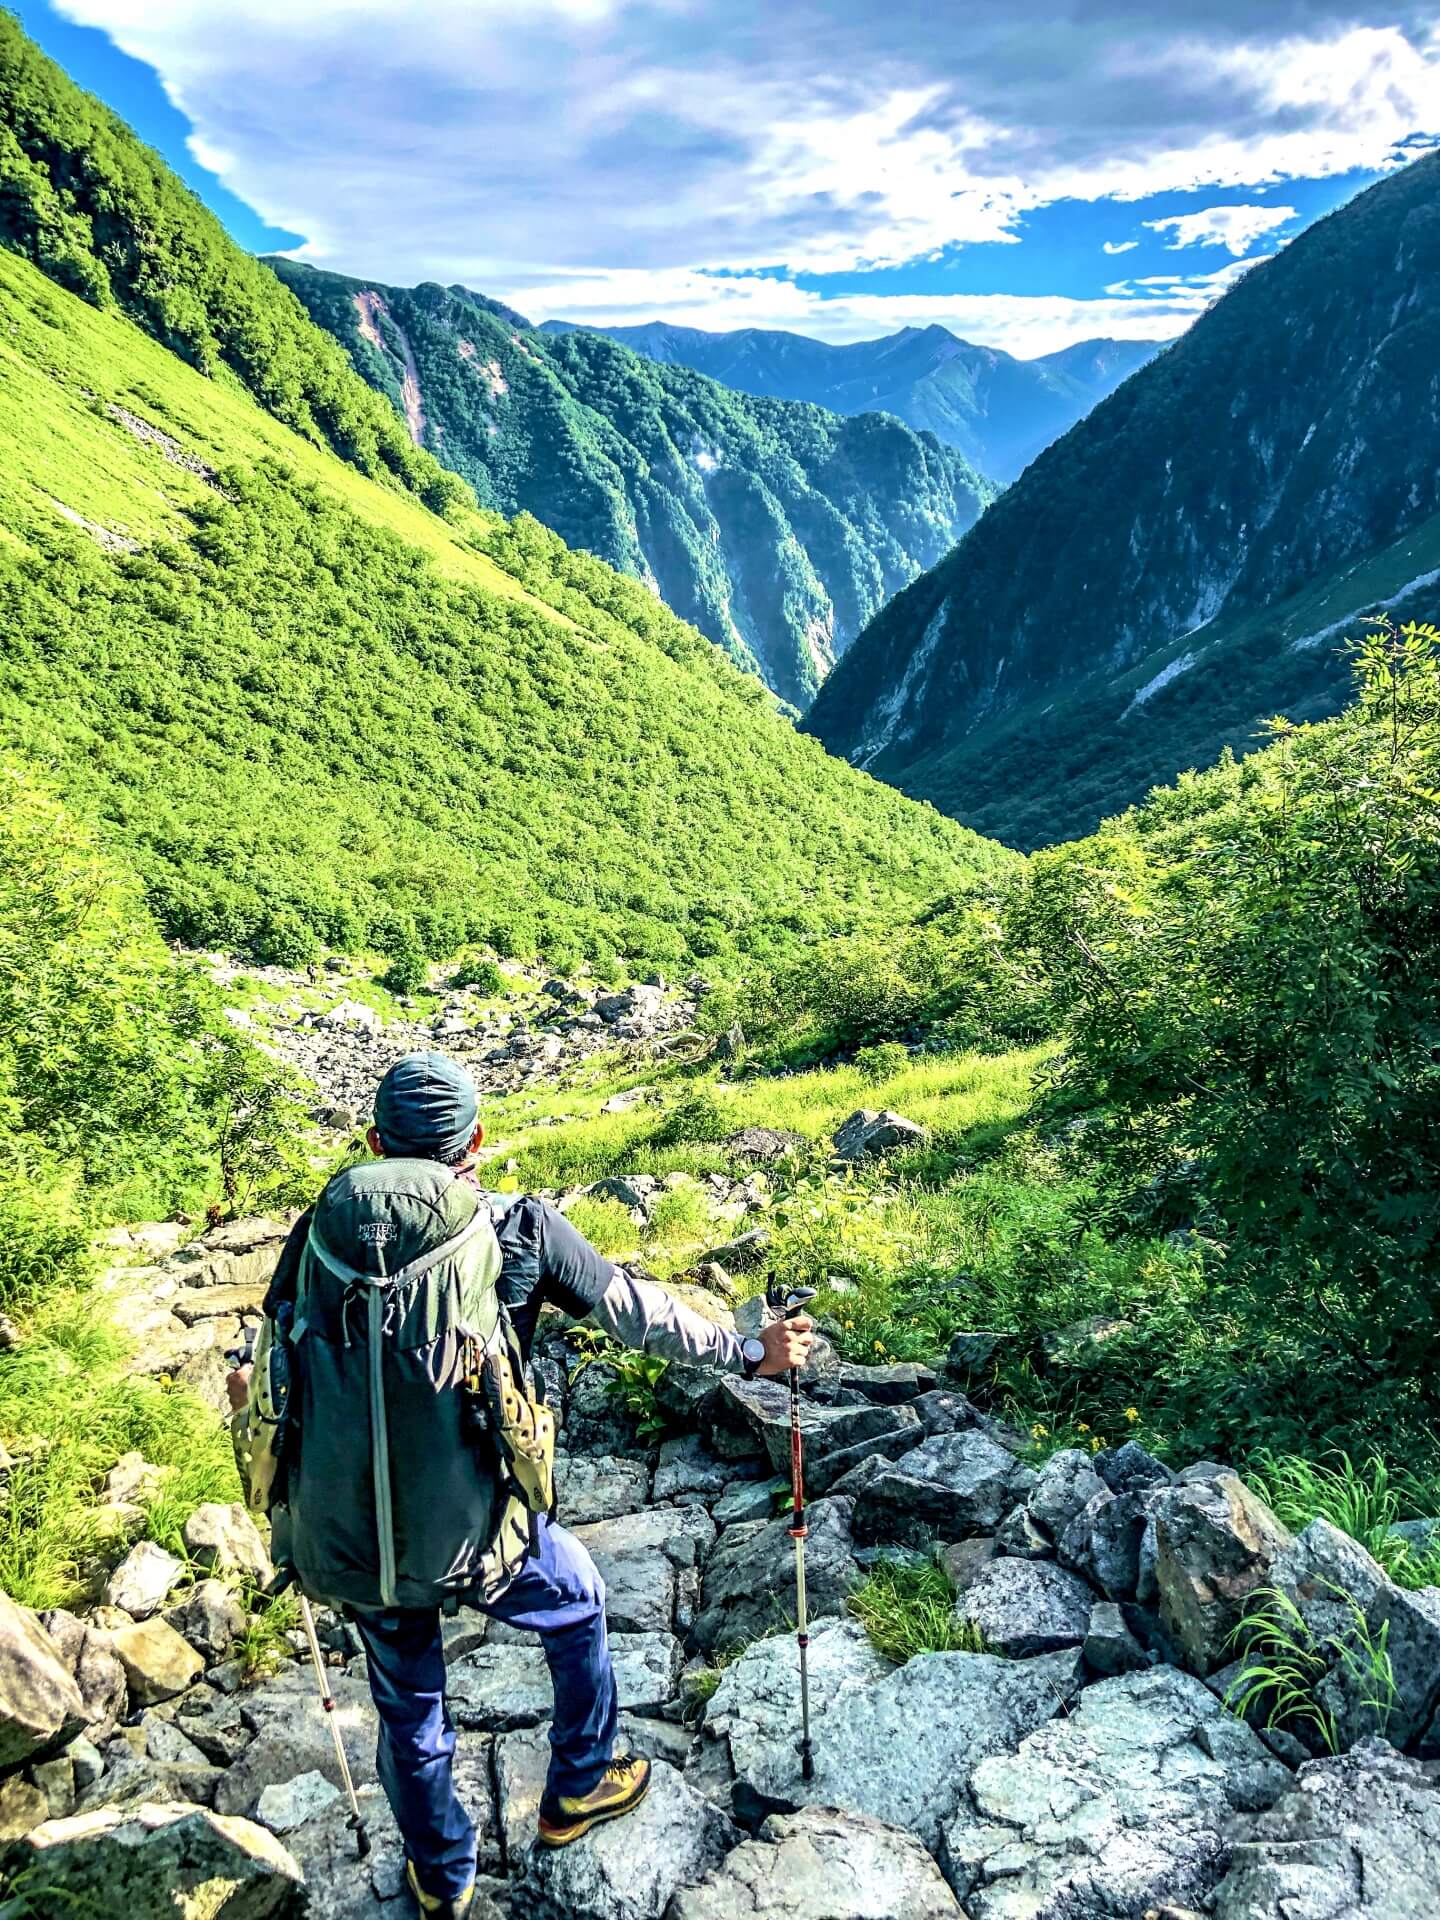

{"left": 109, "top": 1616, "right": 206, "bottom": 1706}
{"left": 256, "top": 1767, "right": 343, "bottom": 1834}
{"left": 994, "top": 1504, "right": 1052, "bottom": 1559}
{"left": 1058, "top": 1489, "right": 1151, "bottom": 1601}
{"left": 494, "top": 1713, "right": 694, "bottom": 1868}
{"left": 515, "top": 1758, "right": 735, "bottom": 1920}
{"left": 653, "top": 1435, "right": 729, "bottom": 1504}
{"left": 913, "top": 1389, "right": 984, "bottom": 1435}
{"left": 102, "top": 1453, "right": 165, "bottom": 1504}
{"left": 28, "top": 1753, "right": 74, "bottom": 1821}
{"left": 1084, "top": 1600, "right": 1152, "bottom": 1675}
{"left": 835, "top": 1361, "right": 939, "bottom": 1404}
{"left": 5, "top": 1801, "right": 305, "bottom": 1914}
{"left": 671, "top": 1805, "right": 964, "bottom": 1919}
{"left": 961, "top": 1556, "right": 1094, "bottom": 1657}
{"left": 102, "top": 1539, "right": 186, "bottom": 1619}
{"left": 944, "top": 1331, "right": 1008, "bottom": 1385}
{"left": 0, "top": 1593, "right": 86, "bottom": 1769}
{"left": 847, "top": 1431, "right": 1036, "bottom": 1549}
{"left": 708, "top": 1616, "right": 1079, "bottom": 1848}
{"left": 176, "top": 1685, "right": 254, "bottom": 1766}
{"left": 708, "top": 1377, "right": 919, "bottom": 1479}
{"left": 1096, "top": 1438, "right": 1174, "bottom": 1494}
{"left": 1151, "top": 1474, "right": 1294, "bottom": 1674}
{"left": 939, "top": 1537, "right": 999, "bottom": 1594}
{"left": 585, "top": 1174, "right": 659, "bottom": 1215}
{"left": 1028, "top": 1447, "right": 1107, "bottom": 1541}
{"left": 565, "top": 1363, "right": 647, "bottom": 1458}
{"left": 212, "top": 1667, "right": 378, "bottom": 1816}
{"left": 940, "top": 1666, "right": 1290, "bottom": 1918}
{"left": 165, "top": 1577, "right": 247, "bottom": 1661}
{"left": 65, "top": 1734, "right": 105, "bottom": 1793}
{"left": 38, "top": 1609, "right": 127, "bottom": 1742}
{"left": 1210, "top": 1738, "right": 1440, "bottom": 1919}
{"left": 0, "top": 1776, "right": 47, "bottom": 1844}
{"left": 450, "top": 1632, "right": 682, "bottom": 1729}
{"left": 1367, "top": 1583, "right": 1440, "bottom": 1753}
{"left": 557, "top": 1452, "right": 652, "bottom": 1526}
{"left": 712, "top": 1479, "right": 786, "bottom": 1526}
{"left": 692, "top": 1497, "right": 856, "bottom": 1654}
{"left": 183, "top": 1501, "right": 275, "bottom": 1586}
{"left": 143, "top": 1712, "right": 213, "bottom": 1769}
{"left": 832, "top": 1109, "right": 927, "bottom": 1162}
{"left": 701, "top": 1226, "right": 774, "bottom": 1265}
{"left": 807, "top": 1425, "right": 923, "bottom": 1498}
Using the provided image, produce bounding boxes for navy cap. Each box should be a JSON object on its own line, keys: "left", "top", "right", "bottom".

{"left": 373, "top": 1051, "right": 479, "bottom": 1160}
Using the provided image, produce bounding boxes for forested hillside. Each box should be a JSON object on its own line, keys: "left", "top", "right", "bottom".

{"left": 807, "top": 150, "right": 1440, "bottom": 847}
{"left": 0, "top": 20, "right": 1008, "bottom": 981}
{"left": 273, "top": 263, "right": 994, "bottom": 705}
{"left": 542, "top": 318, "right": 1159, "bottom": 482}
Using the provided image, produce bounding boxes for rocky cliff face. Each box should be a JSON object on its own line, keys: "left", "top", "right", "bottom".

{"left": 805, "top": 148, "right": 1440, "bottom": 848}
{"left": 272, "top": 265, "right": 994, "bottom": 708}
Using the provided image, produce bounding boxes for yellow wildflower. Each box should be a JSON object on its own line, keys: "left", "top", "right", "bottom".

{"left": 1090, "top": 1436, "right": 1103, "bottom": 1452}
{"left": 1124, "top": 1407, "right": 1140, "bottom": 1423}
{"left": 1030, "top": 1422, "right": 1048, "bottom": 1440}
{"left": 1076, "top": 1422, "right": 1090, "bottom": 1434}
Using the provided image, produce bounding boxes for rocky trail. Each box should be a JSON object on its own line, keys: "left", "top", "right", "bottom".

{"left": 6, "top": 1209, "right": 1440, "bottom": 1916}
{"left": 4, "top": 982, "right": 1440, "bottom": 1916}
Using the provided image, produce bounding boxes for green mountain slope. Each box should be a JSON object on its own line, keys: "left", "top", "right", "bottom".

{"left": 0, "top": 24, "right": 1010, "bottom": 980}
{"left": 541, "top": 319, "right": 1160, "bottom": 484}
{"left": 271, "top": 263, "right": 995, "bottom": 706}
{"left": 806, "top": 151, "right": 1440, "bottom": 848}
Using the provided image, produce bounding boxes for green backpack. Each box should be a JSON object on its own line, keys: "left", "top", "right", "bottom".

{"left": 271, "top": 1158, "right": 555, "bottom": 1613}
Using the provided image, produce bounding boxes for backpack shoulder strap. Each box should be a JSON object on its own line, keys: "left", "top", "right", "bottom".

{"left": 306, "top": 1199, "right": 493, "bottom": 1291}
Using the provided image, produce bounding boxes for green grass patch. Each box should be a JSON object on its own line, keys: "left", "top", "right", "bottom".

{"left": 846, "top": 1554, "right": 984, "bottom": 1663}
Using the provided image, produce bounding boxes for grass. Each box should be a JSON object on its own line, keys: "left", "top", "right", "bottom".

{"left": 0, "top": 1281, "right": 240, "bottom": 1610}
{"left": 1226, "top": 1582, "right": 1397, "bottom": 1754}
{"left": 1250, "top": 1451, "right": 1440, "bottom": 1591}
{"left": 234, "top": 1586, "right": 302, "bottom": 1680}
{"left": 846, "top": 1553, "right": 987, "bottom": 1663}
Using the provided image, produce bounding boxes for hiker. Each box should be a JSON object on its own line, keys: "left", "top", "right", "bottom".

{"left": 228, "top": 1050, "right": 813, "bottom": 1920}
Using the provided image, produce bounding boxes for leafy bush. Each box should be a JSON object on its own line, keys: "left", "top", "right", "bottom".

{"left": 854, "top": 1042, "right": 909, "bottom": 1083}
{"left": 652, "top": 1087, "right": 729, "bottom": 1148}
{"left": 451, "top": 956, "right": 505, "bottom": 995}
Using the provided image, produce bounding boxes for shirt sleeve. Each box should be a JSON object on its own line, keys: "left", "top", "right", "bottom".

{"left": 586, "top": 1268, "right": 748, "bottom": 1374}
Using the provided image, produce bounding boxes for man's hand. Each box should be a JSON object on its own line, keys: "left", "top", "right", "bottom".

{"left": 755, "top": 1314, "right": 815, "bottom": 1378}
{"left": 225, "top": 1363, "right": 253, "bottom": 1413}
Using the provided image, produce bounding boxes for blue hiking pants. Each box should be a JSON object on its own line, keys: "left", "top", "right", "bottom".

{"left": 351, "top": 1517, "right": 617, "bottom": 1900}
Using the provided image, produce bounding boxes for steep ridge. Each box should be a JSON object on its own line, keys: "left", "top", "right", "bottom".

{"left": 271, "top": 264, "right": 995, "bottom": 707}
{"left": 806, "top": 150, "right": 1440, "bottom": 848}
{"left": 0, "top": 20, "right": 1011, "bottom": 979}
{"left": 540, "top": 318, "right": 1160, "bottom": 483}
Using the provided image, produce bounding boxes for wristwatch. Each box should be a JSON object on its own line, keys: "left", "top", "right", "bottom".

{"left": 739, "top": 1336, "right": 766, "bottom": 1379}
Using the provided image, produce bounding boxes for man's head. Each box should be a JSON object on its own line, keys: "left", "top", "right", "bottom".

{"left": 367, "top": 1051, "right": 483, "bottom": 1163}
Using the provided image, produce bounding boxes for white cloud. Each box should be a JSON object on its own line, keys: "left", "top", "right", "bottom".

{"left": 1143, "top": 203, "right": 1296, "bottom": 255}
{"left": 49, "top": 3, "right": 1440, "bottom": 349}
{"left": 1102, "top": 239, "right": 1139, "bottom": 255}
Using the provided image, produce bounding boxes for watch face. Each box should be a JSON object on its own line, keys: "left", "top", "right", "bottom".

{"left": 742, "top": 1337, "right": 766, "bottom": 1366}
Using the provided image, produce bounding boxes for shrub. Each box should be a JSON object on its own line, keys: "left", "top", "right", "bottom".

{"left": 652, "top": 1087, "right": 729, "bottom": 1149}
{"left": 451, "top": 956, "right": 505, "bottom": 995}
{"left": 854, "top": 1042, "right": 909, "bottom": 1083}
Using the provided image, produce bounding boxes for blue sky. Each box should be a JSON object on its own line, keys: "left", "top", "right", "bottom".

{"left": 17, "top": 1, "right": 1440, "bottom": 356}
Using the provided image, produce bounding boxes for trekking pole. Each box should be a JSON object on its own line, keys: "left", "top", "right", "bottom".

{"left": 767, "top": 1281, "right": 818, "bottom": 1781}
{"left": 297, "top": 1591, "right": 371, "bottom": 1858}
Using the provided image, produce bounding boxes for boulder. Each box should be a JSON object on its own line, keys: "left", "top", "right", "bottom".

{"left": 939, "top": 1537, "right": 998, "bottom": 1594}
{"left": 944, "top": 1331, "right": 1008, "bottom": 1386}
{"left": 1151, "top": 1474, "right": 1293, "bottom": 1674}
{"left": 450, "top": 1632, "right": 682, "bottom": 1730}
{"left": 692, "top": 1497, "right": 856, "bottom": 1654}
{"left": 211, "top": 1666, "right": 378, "bottom": 1817}
{"left": 515, "top": 1758, "right": 735, "bottom": 1920}
{"left": 557, "top": 1452, "right": 652, "bottom": 1526}
{"left": 1365, "top": 1583, "right": 1440, "bottom": 1754}
{"left": 994, "top": 1505, "right": 1052, "bottom": 1559}
{"left": 831, "top": 1110, "right": 927, "bottom": 1163}
{"left": 670, "top": 1806, "right": 964, "bottom": 1919}
{"left": 834, "top": 1360, "right": 939, "bottom": 1404}
{"left": 940, "top": 1666, "right": 1290, "bottom": 1918}
{"left": 102, "top": 1452, "right": 166, "bottom": 1504}
{"left": 1028, "top": 1447, "right": 1107, "bottom": 1541}
{"left": 1096, "top": 1438, "right": 1174, "bottom": 1494}
{"left": 845, "top": 1431, "right": 1036, "bottom": 1549}
{"left": 1058, "top": 1490, "right": 1151, "bottom": 1601}
{"left": 1210, "top": 1737, "right": 1440, "bottom": 1918}
{"left": 2, "top": 1801, "right": 305, "bottom": 1914}
{"left": 807, "top": 1425, "right": 924, "bottom": 1498}
{"left": 700, "top": 1226, "right": 774, "bottom": 1267}
{"left": 29, "top": 1754, "right": 73, "bottom": 1823}
{"left": 707, "top": 1377, "right": 919, "bottom": 1480}
{"left": 183, "top": 1502, "right": 274, "bottom": 1586}
{"left": 102, "top": 1539, "right": 186, "bottom": 1620}
{"left": 0, "top": 1592, "right": 85, "bottom": 1769}
{"left": 722, "top": 1132, "right": 804, "bottom": 1167}
{"left": 565, "top": 1364, "right": 648, "bottom": 1458}
{"left": 144, "top": 1714, "right": 214, "bottom": 1770}
{"left": 708, "top": 1616, "right": 1080, "bottom": 1848}
{"left": 111, "top": 1617, "right": 206, "bottom": 1705}
{"left": 653, "top": 1435, "right": 729, "bottom": 1504}
{"left": 712, "top": 1479, "right": 785, "bottom": 1527}
{"left": 38, "top": 1608, "right": 127, "bottom": 1741}
{"left": 165, "top": 1579, "right": 247, "bottom": 1663}
{"left": 494, "top": 1713, "right": 696, "bottom": 1867}
{"left": 960, "top": 1557, "right": 1094, "bottom": 1658}
{"left": 256, "top": 1768, "right": 342, "bottom": 1834}
{"left": 1084, "top": 1600, "right": 1152, "bottom": 1676}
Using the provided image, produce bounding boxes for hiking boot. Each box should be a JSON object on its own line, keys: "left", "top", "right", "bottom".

{"left": 536, "top": 1754, "right": 652, "bottom": 1847}
{"left": 405, "top": 1858, "right": 474, "bottom": 1919}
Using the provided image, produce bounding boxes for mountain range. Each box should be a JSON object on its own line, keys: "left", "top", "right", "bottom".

{"left": 806, "top": 148, "right": 1440, "bottom": 848}
{"left": 0, "top": 15, "right": 1008, "bottom": 978}
{"left": 269, "top": 263, "right": 995, "bottom": 706}
{"left": 540, "top": 319, "right": 1161, "bottom": 484}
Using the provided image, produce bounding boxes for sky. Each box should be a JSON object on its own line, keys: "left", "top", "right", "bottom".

{"left": 16, "top": 1, "right": 1440, "bottom": 358}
